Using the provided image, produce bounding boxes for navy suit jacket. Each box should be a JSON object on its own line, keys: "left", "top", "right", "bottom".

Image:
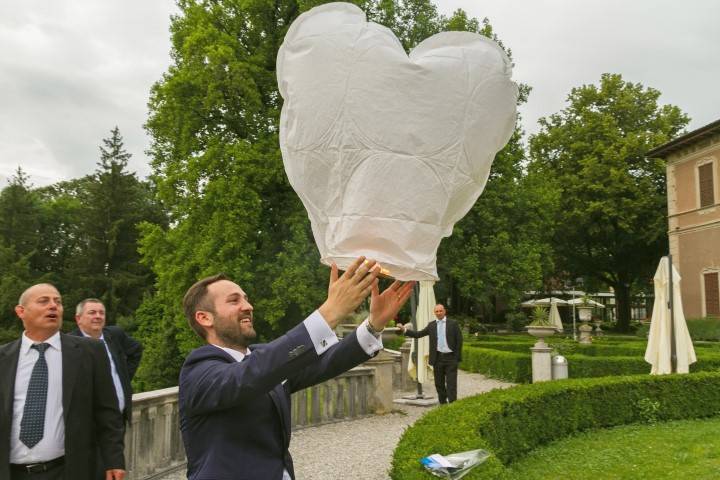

{"left": 68, "top": 326, "right": 143, "bottom": 422}
{"left": 0, "top": 334, "right": 125, "bottom": 480}
{"left": 179, "top": 321, "right": 373, "bottom": 480}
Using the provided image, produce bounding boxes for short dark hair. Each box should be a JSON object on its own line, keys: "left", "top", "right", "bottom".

{"left": 183, "top": 274, "right": 230, "bottom": 339}
{"left": 76, "top": 298, "right": 104, "bottom": 316}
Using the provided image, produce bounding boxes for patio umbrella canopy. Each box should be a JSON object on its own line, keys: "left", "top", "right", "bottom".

{"left": 644, "top": 257, "right": 697, "bottom": 374}
{"left": 521, "top": 297, "right": 568, "bottom": 307}
{"left": 277, "top": 2, "right": 518, "bottom": 281}
{"left": 566, "top": 298, "right": 605, "bottom": 308}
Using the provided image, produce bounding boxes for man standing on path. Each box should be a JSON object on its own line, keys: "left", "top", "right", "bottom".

{"left": 400, "top": 304, "right": 463, "bottom": 404}
{"left": 179, "top": 257, "right": 415, "bottom": 480}
{"left": 0, "top": 284, "right": 126, "bottom": 480}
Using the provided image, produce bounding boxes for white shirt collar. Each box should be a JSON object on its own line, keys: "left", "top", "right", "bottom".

{"left": 21, "top": 330, "right": 61, "bottom": 354}
{"left": 212, "top": 344, "right": 249, "bottom": 363}
{"left": 437, "top": 317, "right": 447, "bottom": 323}
{"left": 79, "top": 329, "right": 104, "bottom": 341}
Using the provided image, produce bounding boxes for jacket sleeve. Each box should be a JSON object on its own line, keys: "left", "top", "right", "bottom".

{"left": 402, "top": 322, "right": 432, "bottom": 339}
{"left": 113, "top": 327, "right": 143, "bottom": 380}
{"left": 287, "top": 329, "right": 372, "bottom": 393}
{"left": 180, "top": 322, "right": 320, "bottom": 416}
{"left": 455, "top": 322, "right": 463, "bottom": 362}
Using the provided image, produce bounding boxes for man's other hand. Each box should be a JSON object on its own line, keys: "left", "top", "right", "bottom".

{"left": 368, "top": 280, "right": 415, "bottom": 331}
{"left": 106, "top": 469, "right": 126, "bottom": 480}
{"left": 318, "top": 257, "right": 380, "bottom": 329}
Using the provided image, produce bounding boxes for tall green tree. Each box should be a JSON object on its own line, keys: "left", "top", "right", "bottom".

{"left": 138, "top": 0, "right": 537, "bottom": 389}
{"left": 0, "top": 168, "right": 43, "bottom": 332}
{"left": 529, "top": 73, "right": 689, "bottom": 331}
{"left": 71, "top": 127, "right": 165, "bottom": 323}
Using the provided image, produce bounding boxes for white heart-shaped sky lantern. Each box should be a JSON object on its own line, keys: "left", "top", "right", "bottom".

{"left": 277, "top": 2, "right": 518, "bottom": 281}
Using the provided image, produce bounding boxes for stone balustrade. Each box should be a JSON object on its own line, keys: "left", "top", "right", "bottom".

{"left": 123, "top": 359, "right": 399, "bottom": 479}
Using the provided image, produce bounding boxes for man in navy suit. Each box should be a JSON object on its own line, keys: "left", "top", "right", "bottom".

{"left": 179, "top": 257, "right": 414, "bottom": 480}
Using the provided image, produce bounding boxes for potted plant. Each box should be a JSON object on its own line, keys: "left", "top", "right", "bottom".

{"left": 525, "top": 305, "right": 556, "bottom": 346}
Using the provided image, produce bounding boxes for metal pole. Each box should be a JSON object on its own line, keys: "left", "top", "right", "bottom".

{"left": 668, "top": 255, "right": 677, "bottom": 373}
{"left": 572, "top": 289, "right": 577, "bottom": 341}
{"left": 410, "top": 283, "right": 423, "bottom": 398}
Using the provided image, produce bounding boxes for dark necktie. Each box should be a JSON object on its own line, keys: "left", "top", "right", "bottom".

{"left": 20, "top": 343, "right": 50, "bottom": 449}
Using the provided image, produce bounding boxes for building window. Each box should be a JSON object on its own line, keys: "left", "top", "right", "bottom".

{"left": 705, "top": 272, "right": 720, "bottom": 317}
{"left": 698, "top": 162, "right": 715, "bottom": 208}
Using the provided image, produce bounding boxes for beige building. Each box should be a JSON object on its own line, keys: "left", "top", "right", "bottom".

{"left": 648, "top": 119, "right": 720, "bottom": 319}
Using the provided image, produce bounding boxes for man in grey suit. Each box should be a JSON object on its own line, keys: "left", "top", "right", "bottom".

{"left": 0, "top": 284, "right": 125, "bottom": 480}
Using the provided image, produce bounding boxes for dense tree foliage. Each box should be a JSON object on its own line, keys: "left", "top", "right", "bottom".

{"left": 135, "top": 0, "right": 553, "bottom": 389}
{"left": 529, "top": 73, "right": 689, "bottom": 331}
{"left": 0, "top": 129, "right": 164, "bottom": 341}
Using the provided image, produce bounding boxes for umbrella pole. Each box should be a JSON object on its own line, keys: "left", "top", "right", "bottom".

{"left": 668, "top": 254, "right": 677, "bottom": 373}
{"left": 572, "top": 290, "right": 577, "bottom": 341}
{"left": 410, "top": 283, "right": 424, "bottom": 398}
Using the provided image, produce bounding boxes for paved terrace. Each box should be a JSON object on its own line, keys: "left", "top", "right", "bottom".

{"left": 159, "top": 371, "right": 513, "bottom": 480}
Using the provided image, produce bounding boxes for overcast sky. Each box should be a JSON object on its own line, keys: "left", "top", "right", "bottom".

{"left": 1, "top": 0, "right": 718, "bottom": 187}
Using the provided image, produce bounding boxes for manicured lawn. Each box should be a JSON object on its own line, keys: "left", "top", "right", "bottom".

{"left": 508, "top": 417, "right": 720, "bottom": 479}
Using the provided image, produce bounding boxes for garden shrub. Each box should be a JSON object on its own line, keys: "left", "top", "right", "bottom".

{"left": 461, "top": 343, "right": 720, "bottom": 384}
{"left": 391, "top": 372, "right": 720, "bottom": 479}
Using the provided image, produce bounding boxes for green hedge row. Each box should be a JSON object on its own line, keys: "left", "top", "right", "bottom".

{"left": 390, "top": 372, "right": 720, "bottom": 479}
{"left": 461, "top": 345, "right": 720, "bottom": 383}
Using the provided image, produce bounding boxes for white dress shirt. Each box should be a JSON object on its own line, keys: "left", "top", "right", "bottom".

{"left": 80, "top": 330, "right": 125, "bottom": 413}
{"left": 10, "top": 331, "right": 65, "bottom": 463}
{"left": 212, "top": 310, "right": 383, "bottom": 480}
{"left": 436, "top": 317, "right": 453, "bottom": 353}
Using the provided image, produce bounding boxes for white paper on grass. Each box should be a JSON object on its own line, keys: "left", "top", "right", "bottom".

{"left": 277, "top": 2, "right": 518, "bottom": 280}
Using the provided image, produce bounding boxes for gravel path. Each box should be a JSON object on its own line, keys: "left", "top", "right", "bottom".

{"left": 158, "top": 371, "right": 513, "bottom": 480}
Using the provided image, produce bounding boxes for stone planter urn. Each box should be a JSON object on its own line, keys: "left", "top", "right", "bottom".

{"left": 526, "top": 325, "right": 556, "bottom": 383}
{"left": 525, "top": 325, "right": 557, "bottom": 348}
{"left": 577, "top": 306, "right": 593, "bottom": 344}
{"left": 593, "top": 319, "right": 603, "bottom": 336}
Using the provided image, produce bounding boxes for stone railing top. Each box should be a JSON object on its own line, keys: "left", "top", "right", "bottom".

{"left": 132, "top": 386, "right": 179, "bottom": 404}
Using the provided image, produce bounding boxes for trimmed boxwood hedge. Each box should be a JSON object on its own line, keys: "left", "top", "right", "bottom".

{"left": 461, "top": 342, "right": 720, "bottom": 384}
{"left": 390, "top": 372, "right": 720, "bottom": 479}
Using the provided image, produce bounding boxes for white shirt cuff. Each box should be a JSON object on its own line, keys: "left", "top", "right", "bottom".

{"left": 304, "top": 310, "right": 339, "bottom": 355}
{"left": 356, "top": 318, "right": 384, "bottom": 356}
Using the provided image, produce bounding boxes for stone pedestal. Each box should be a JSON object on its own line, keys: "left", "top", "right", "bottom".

{"left": 398, "top": 340, "right": 415, "bottom": 391}
{"left": 531, "top": 341, "right": 553, "bottom": 383}
{"left": 579, "top": 322, "right": 593, "bottom": 344}
{"left": 365, "top": 349, "right": 395, "bottom": 414}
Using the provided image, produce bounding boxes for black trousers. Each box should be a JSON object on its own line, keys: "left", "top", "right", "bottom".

{"left": 434, "top": 353, "right": 458, "bottom": 404}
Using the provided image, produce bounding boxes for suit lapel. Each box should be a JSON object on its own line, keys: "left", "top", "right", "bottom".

{"left": 268, "top": 383, "right": 291, "bottom": 447}
{"left": 0, "top": 340, "right": 20, "bottom": 429}
{"left": 61, "top": 334, "right": 81, "bottom": 422}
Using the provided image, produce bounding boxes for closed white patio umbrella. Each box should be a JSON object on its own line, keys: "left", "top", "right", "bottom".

{"left": 644, "top": 256, "right": 696, "bottom": 374}
{"left": 549, "top": 300, "right": 564, "bottom": 332}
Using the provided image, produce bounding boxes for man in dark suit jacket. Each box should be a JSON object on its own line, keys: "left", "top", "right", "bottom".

{"left": 401, "top": 303, "right": 463, "bottom": 404}
{"left": 69, "top": 298, "right": 143, "bottom": 423}
{"left": 0, "top": 284, "right": 125, "bottom": 480}
{"left": 179, "top": 257, "right": 414, "bottom": 480}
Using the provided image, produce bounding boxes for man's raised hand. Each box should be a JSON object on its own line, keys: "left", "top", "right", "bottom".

{"left": 318, "top": 257, "right": 380, "bottom": 329}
